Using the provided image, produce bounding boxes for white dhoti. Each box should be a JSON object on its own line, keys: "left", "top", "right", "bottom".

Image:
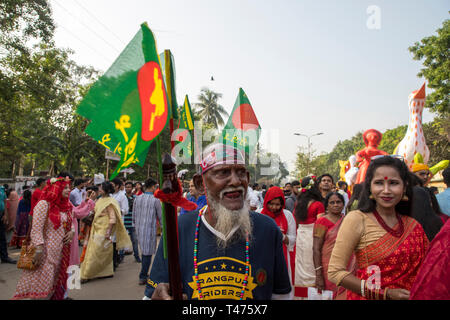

{"left": 294, "top": 223, "right": 315, "bottom": 300}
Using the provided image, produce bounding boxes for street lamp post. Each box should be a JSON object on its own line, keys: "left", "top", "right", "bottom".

{"left": 294, "top": 132, "right": 324, "bottom": 175}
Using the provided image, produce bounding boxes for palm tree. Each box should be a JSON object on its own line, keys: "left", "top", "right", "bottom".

{"left": 194, "top": 87, "right": 229, "bottom": 127}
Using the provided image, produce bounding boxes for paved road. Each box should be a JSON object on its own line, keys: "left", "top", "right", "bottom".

{"left": 0, "top": 244, "right": 157, "bottom": 300}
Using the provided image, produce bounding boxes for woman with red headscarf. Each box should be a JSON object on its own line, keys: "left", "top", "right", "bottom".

{"left": 258, "top": 186, "right": 296, "bottom": 295}
{"left": 12, "top": 177, "right": 75, "bottom": 300}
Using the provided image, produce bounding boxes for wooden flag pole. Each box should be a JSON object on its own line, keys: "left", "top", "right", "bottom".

{"left": 155, "top": 134, "right": 182, "bottom": 299}
{"left": 106, "top": 159, "right": 110, "bottom": 180}
{"left": 190, "top": 129, "right": 194, "bottom": 168}
{"left": 159, "top": 153, "right": 183, "bottom": 300}
{"left": 156, "top": 136, "right": 168, "bottom": 259}
{"left": 164, "top": 50, "right": 175, "bottom": 150}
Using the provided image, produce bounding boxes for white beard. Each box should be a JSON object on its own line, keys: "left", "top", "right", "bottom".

{"left": 206, "top": 189, "right": 252, "bottom": 250}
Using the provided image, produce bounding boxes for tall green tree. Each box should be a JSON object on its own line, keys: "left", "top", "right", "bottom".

{"left": 423, "top": 119, "right": 450, "bottom": 166}
{"left": 0, "top": 0, "right": 54, "bottom": 54}
{"left": 194, "top": 87, "right": 228, "bottom": 127}
{"left": 0, "top": 42, "right": 98, "bottom": 176}
{"left": 1, "top": 0, "right": 57, "bottom": 177}
{"left": 0, "top": 0, "right": 100, "bottom": 178}
{"left": 294, "top": 146, "right": 314, "bottom": 179}
{"left": 409, "top": 18, "right": 449, "bottom": 116}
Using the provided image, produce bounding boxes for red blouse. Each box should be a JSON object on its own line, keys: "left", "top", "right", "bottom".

{"left": 298, "top": 201, "right": 325, "bottom": 225}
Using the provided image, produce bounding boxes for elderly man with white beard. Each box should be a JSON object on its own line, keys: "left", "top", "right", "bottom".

{"left": 144, "top": 143, "right": 292, "bottom": 300}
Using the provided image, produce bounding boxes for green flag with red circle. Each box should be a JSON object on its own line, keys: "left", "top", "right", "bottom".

{"left": 76, "top": 23, "right": 169, "bottom": 179}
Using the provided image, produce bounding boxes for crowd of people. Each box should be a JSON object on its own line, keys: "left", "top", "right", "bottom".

{"left": 146, "top": 144, "right": 449, "bottom": 300}
{"left": 0, "top": 142, "right": 449, "bottom": 300}
{"left": 1, "top": 174, "right": 162, "bottom": 299}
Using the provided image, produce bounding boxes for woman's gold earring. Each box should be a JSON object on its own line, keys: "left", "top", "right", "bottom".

{"left": 369, "top": 194, "right": 375, "bottom": 200}
{"left": 401, "top": 194, "right": 409, "bottom": 201}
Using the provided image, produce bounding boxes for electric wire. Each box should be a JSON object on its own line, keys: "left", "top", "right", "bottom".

{"left": 73, "top": 0, "right": 127, "bottom": 46}
{"left": 55, "top": 23, "right": 115, "bottom": 64}
{"left": 52, "top": 0, "right": 122, "bottom": 54}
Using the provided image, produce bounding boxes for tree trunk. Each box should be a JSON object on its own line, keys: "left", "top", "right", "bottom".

{"left": 11, "top": 161, "right": 16, "bottom": 179}
{"left": 49, "top": 160, "right": 54, "bottom": 177}
{"left": 18, "top": 155, "right": 24, "bottom": 176}
{"left": 31, "top": 157, "right": 36, "bottom": 177}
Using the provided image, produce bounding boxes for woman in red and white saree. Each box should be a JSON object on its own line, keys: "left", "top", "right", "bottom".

{"left": 12, "top": 177, "right": 74, "bottom": 300}
{"left": 328, "top": 156, "right": 429, "bottom": 300}
{"left": 293, "top": 176, "right": 325, "bottom": 299}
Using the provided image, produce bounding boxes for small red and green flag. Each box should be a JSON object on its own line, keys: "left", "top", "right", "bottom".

{"left": 173, "top": 95, "right": 195, "bottom": 160}
{"left": 176, "top": 95, "right": 194, "bottom": 142}
{"left": 179, "top": 95, "right": 195, "bottom": 132}
{"left": 222, "top": 88, "right": 261, "bottom": 154}
{"left": 76, "top": 23, "right": 169, "bottom": 179}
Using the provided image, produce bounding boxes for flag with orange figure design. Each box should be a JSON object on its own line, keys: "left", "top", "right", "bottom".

{"left": 76, "top": 23, "right": 169, "bottom": 178}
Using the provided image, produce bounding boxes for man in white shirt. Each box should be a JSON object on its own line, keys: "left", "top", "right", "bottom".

{"left": 246, "top": 186, "right": 260, "bottom": 211}
{"left": 111, "top": 178, "right": 129, "bottom": 216}
{"left": 252, "top": 183, "right": 264, "bottom": 210}
{"left": 111, "top": 177, "right": 129, "bottom": 267}
{"left": 119, "top": 178, "right": 127, "bottom": 196}
{"left": 69, "top": 178, "right": 86, "bottom": 207}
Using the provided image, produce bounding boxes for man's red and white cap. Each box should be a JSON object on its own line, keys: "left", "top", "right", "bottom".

{"left": 200, "top": 143, "right": 245, "bottom": 174}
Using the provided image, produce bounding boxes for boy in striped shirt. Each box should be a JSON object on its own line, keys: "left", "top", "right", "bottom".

{"left": 125, "top": 181, "right": 140, "bottom": 263}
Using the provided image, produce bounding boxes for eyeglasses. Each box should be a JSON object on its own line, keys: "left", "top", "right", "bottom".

{"left": 370, "top": 155, "right": 404, "bottom": 162}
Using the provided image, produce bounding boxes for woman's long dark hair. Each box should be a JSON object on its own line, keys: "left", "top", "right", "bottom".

{"left": 22, "top": 189, "right": 32, "bottom": 206}
{"left": 426, "top": 187, "right": 444, "bottom": 215}
{"left": 410, "top": 173, "right": 423, "bottom": 187}
{"left": 294, "top": 176, "right": 323, "bottom": 222}
{"left": 324, "top": 192, "right": 345, "bottom": 212}
{"left": 346, "top": 183, "right": 363, "bottom": 212}
{"left": 101, "top": 181, "right": 115, "bottom": 196}
{"left": 357, "top": 156, "right": 413, "bottom": 216}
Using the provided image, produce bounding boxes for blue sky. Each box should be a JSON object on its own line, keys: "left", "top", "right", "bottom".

{"left": 49, "top": 0, "right": 449, "bottom": 176}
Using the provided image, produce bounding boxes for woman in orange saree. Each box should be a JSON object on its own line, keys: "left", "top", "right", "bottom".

{"left": 328, "top": 156, "right": 429, "bottom": 300}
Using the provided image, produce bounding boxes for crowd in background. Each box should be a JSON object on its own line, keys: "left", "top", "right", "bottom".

{"left": 1, "top": 163, "right": 449, "bottom": 300}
